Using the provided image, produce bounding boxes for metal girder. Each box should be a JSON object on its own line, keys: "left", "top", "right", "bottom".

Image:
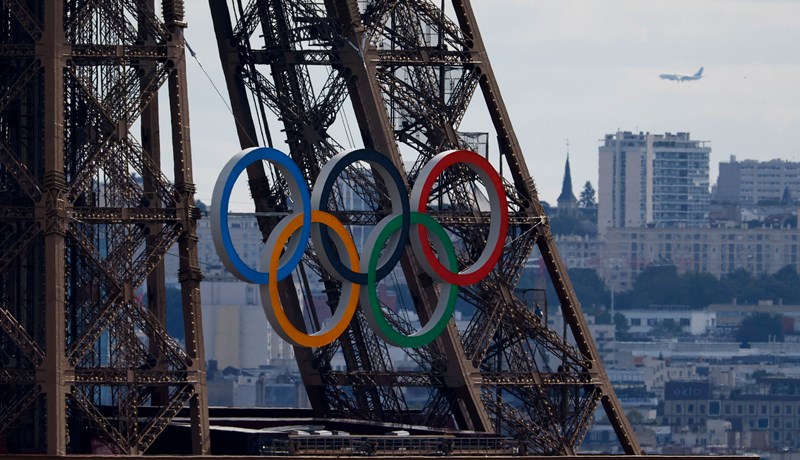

{"left": 0, "top": 386, "right": 41, "bottom": 436}
{"left": 0, "top": 44, "right": 34, "bottom": 56}
{"left": 1, "top": 0, "right": 42, "bottom": 40}
{"left": 71, "top": 206, "right": 178, "bottom": 222}
{"left": 0, "top": 306, "right": 45, "bottom": 366}
{"left": 0, "top": 140, "right": 43, "bottom": 202}
{"left": 0, "top": 59, "right": 40, "bottom": 114}
{"left": 0, "top": 222, "right": 41, "bottom": 274}
{"left": 70, "top": 44, "right": 169, "bottom": 60}
{"left": 0, "top": 369, "right": 35, "bottom": 385}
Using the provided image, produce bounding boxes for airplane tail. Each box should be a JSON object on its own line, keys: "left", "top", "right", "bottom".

{"left": 694, "top": 67, "right": 704, "bottom": 77}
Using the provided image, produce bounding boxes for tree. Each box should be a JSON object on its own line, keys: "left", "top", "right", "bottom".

{"left": 626, "top": 409, "right": 645, "bottom": 425}
{"left": 614, "top": 313, "right": 631, "bottom": 341}
{"left": 628, "top": 264, "right": 686, "bottom": 307}
{"left": 722, "top": 269, "right": 763, "bottom": 304}
{"left": 650, "top": 318, "right": 684, "bottom": 337}
{"left": 736, "top": 313, "right": 784, "bottom": 344}
{"left": 682, "top": 272, "right": 731, "bottom": 308}
{"left": 549, "top": 213, "right": 587, "bottom": 235}
{"left": 568, "top": 268, "right": 610, "bottom": 308}
{"left": 578, "top": 181, "right": 597, "bottom": 208}
{"left": 768, "top": 265, "right": 800, "bottom": 303}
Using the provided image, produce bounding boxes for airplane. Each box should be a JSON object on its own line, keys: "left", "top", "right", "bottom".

{"left": 659, "top": 67, "right": 704, "bottom": 82}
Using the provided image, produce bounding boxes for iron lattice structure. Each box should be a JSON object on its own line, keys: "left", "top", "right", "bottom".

{"left": 211, "top": 0, "right": 640, "bottom": 455}
{"left": 0, "top": 0, "right": 209, "bottom": 454}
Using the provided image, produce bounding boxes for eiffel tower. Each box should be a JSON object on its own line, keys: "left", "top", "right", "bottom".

{"left": 209, "top": 0, "right": 641, "bottom": 455}
{"left": 0, "top": 0, "right": 208, "bottom": 454}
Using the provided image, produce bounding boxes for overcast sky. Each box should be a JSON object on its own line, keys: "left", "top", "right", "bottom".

{"left": 181, "top": 0, "right": 800, "bottom": 206}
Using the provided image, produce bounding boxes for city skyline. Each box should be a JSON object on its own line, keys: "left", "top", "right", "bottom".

{"left": 181, "top": 1, "right": 800, "bottom": 209}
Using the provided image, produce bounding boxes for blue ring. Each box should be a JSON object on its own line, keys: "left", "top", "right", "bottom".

{"left": 216, "top": 147, "right": 311, "bottom": 283}
{"left": 315, "top": 149, "right": 410, "bottom": 284}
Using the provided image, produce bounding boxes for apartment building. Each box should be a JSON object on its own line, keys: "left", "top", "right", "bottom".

{"left": 601, "top": 226, "right": 800, "bottom": 291}
{"left": 598, "top": 131, "right": 711, "bottom": 234}
{"left": 717, "top": 156, "right": 800, "bottom": 205}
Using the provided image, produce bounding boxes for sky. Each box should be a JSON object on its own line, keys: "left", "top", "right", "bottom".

{"left": 180, "top": 0, "right": 800, "bottom": 207}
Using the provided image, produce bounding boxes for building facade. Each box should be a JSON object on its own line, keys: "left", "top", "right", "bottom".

{"left": 620, "top": 308, "right": 717, "bottom": 336}
{"left": 598, "top": 131, "right": 711, "bottom": 234}
{"left": 716, "top": 156, "right": 800, "bottom": 205}
{"left": 553, "top": 234, "right": 604, "bottom": 270}
{"left": 663, "top": 378, "right": 800, "bottom": 450}
{"left": 600, "top": 226, "right": 800, "bottom": 291}
{"left": 201, "top": 279, "right": 296, "bottom": 369}
{"left": 708, "top": 301, "right": 800, "bottom": 333}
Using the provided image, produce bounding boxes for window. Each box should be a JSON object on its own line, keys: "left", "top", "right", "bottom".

{"left": 631, "top": 318, "right": 642, "bottom": 326}
{"left": 688, "top": 404, "right": 695, "bottom": 414}
{"left": 675, "top": 404, "right": 682, "bottom": 414}
{"left": 647, "top": 318, "right": 658, "bottom": 326}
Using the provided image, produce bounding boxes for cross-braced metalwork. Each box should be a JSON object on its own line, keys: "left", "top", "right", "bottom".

{"left": 210, "top": 0, "right": 640, "bottom": 455}
{"left": 0, "top": 0, "right": 209, "bottom": 454}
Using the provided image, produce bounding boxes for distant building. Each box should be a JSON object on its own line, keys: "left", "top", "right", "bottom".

{"left": 708, "top": 300, "right": 800, "bottom": 333}
{"left": 717, "top": 156, "right": 800, "bottom": 205}
{"left": 662, "top": 380, "right": 713, "bottom": 433}
{"left": 206, "top": 361, "right": 310, "bottom": 408}
{"left": 201, "top": 280, "right": 295, "bottom": 370}
{"left": 619, "top": 308, "right": 717, "bottom": 336}
{"left": 553, "top": 234, "right": 603, "bottom": 269}
{"left": 598, "top": 131, "right": 710, "bottom": 234}
{"left": 663, "top": 377, "right": 800, "bottom": 450}
{"left": 601, "top": 226, "right": 800, "bottom": 291}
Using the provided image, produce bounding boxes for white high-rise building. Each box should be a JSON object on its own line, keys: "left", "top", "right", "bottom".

{"left": 598, "top": 131, "right": 710, "bottom": 235}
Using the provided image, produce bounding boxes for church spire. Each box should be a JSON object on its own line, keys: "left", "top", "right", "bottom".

{"left": 557, "top": 144, "right": 577, "bottom": 210}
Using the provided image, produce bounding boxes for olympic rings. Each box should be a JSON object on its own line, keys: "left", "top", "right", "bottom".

{"left": 211, "top": 147, "right": 508, "bottom": 349}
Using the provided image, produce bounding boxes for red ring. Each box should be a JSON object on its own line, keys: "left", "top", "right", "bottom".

{"left": 413, "top": 150, "right": 508, "bottom": 286}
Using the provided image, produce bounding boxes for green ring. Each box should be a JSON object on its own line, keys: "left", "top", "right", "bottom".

{"left": 365, "top": 212, "right": 458, "bottom": 348}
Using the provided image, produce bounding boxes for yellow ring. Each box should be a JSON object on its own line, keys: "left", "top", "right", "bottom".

{"left": 264, "top": 210, "right": 360, "bottom": 347}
